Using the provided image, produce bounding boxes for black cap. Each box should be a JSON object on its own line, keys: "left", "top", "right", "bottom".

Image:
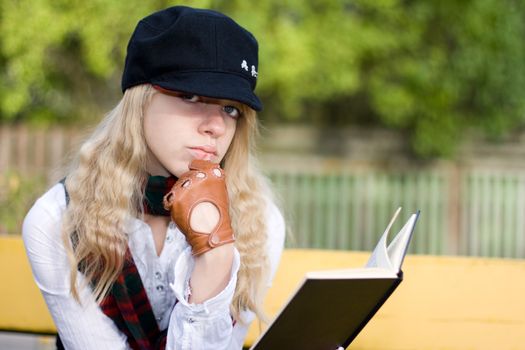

{"left": 121, "top": 6, "right": 262, "bottom": 111}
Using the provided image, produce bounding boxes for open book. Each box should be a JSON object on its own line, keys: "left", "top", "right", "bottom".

{"left": 250, "top": 208, "right": 420, "bottom": 350}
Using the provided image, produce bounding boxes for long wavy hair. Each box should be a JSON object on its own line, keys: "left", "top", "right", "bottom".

{"left": 62, "top": 84, "right": 272, "bottom": 322}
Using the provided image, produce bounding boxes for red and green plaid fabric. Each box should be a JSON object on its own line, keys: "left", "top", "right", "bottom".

{"left": 56, "top": 250, "right": 168, "bottom": 350}
{"left": 59, "top": 178, "right": 172, "bottom": 349}
{"left": 99, "top": 249, "right": 167, "bottom": 350}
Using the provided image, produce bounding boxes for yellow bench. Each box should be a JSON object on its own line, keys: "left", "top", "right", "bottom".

{"left": 2, "top": 235, "right": 524, "bottom": 349}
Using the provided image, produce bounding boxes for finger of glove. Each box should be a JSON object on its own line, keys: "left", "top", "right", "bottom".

{"left": 171, "top": 176, "right": 226, "bottom": 215}
{"left": 176, "top": 162, "right": 226, "bottom": 194}
{"left": 174, "top": 162, "right": 220, "bottom": 189}
{"left": 162, "top": 168, "right": 197, "bottom": 208}
{"left": 189, "top": 159, "right": 218, "bottom": 172}
{"left": 162, "top": 172, "right": 192, "bottom": 210}
{"left": 169, "top": 170, "right": 208, "bottom": 202}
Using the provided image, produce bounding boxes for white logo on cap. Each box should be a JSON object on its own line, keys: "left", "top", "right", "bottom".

{"left": 241, "top": 60, "right": 258, "bottom": 78}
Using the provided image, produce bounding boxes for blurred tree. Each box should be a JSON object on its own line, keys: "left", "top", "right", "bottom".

{"left": 0, "top": 0, "right": 524, "bottom": 157}
{"left": 0, "top": 0, "right": 178, "bottom": 124}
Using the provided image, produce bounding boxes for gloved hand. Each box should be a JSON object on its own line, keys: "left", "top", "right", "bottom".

{"left": 163, "top": 159, "right": 235, "bottom": 256}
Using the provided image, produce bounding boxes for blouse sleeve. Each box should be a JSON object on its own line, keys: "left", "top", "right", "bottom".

{"left": 22, "top": 184, "right": 129, "bottom": 350}
{"left": 165, "top": 200, "right": 286, "bottom": 350}
{"left": 230, "top": 201, "right": 286, "bottom": 346}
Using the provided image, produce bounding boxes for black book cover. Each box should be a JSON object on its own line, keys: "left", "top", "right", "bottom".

{"left": 251, "top": 276, "right": 402, "bottom": 350}
{"left": 250, "top": 209, "right": 419, "bottom": 350}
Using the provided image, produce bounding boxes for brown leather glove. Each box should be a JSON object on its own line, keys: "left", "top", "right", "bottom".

{"left": 163, "top": 159, "right": 235, "bottom": 256}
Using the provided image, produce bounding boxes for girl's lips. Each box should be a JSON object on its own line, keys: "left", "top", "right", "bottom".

{"left": 188, "top": 147, "right": 216, "bottom": 161}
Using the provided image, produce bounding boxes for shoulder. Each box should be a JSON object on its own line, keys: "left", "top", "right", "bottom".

{"left": 22, "top": 182, "right": 67, "bottom": 249}
{"left": 24, "top": 182, "right": 67, "bottom": 227}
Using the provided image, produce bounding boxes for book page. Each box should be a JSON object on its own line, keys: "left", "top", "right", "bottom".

{"left": 365, "top": 207, "right": 402, "bottom": 270}
{"left": 387, "top": 211, "right": 419, "bottom": 271}
{"left": 306, "top": 267, "right": 399, "bottom": 279}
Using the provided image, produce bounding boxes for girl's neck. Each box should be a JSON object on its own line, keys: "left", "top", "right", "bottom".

{"left": 143, "top": 213, "right": 171, "bottom": 256}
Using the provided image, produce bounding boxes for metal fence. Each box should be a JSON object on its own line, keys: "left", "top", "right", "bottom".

{"left": 462, "top": 171, "right": 525, "bottom": 258}
{"left": 269, "top": 168, "right": 525, "bottom": 259}
{"left": 1, "top": 126, "right": 524, "bottom": 259}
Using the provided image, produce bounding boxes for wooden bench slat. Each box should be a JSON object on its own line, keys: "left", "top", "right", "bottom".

{"left": 2, "top": 237, "right": 524, "bottom": 349}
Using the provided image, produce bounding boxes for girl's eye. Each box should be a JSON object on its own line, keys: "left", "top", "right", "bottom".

{"left": 180, "top": 94, "right": 199, "bottom": 102}
{"left": 223, "top": 105, "right": 241, "bottom": 118}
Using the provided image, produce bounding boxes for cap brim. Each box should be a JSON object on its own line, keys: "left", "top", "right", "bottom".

{"left": 151, "top": 71, "right": 262, "bottom": 111}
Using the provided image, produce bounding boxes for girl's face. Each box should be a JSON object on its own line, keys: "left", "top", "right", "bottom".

{"left": 143, "top": 90, "right": 242, "bottom": 177}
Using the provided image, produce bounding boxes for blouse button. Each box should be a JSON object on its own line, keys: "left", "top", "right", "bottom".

{"left": 166, "top": 235, "right": 174, "bottom": 243}
{"left": 155, "top": 271, "right": 162, "bottom": 280}
{"left": 156, "top": 285, "right": 165, "bottom": 292}
{"left": 188, "top": 317, "right": 195, "bottom": 324}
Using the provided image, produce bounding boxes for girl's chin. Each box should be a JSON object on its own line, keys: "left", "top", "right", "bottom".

{"left": 148, "top": 163, "right": 187, "bottom": 178}
{"left": 172, "top": 162, "right": 193, "bottom": 176}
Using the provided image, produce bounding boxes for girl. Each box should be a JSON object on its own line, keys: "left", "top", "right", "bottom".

{"left": 22, "top": 6, "right": 285, "bottom": 350}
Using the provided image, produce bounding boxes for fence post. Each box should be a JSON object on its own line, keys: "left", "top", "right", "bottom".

{"left": 0, "top": 127, "right": 10, "bottom": 173}
{"left": 447, "top": 163, "right": 462, "bottom": 255}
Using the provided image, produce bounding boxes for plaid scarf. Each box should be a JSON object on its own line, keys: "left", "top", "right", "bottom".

{"left": 57, "top": 176, "right": 178, "bottom": 350}
{"left": 98, "top": 250, "right": 167, "bottom": 350}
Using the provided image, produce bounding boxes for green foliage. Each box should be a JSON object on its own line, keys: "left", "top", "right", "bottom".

{"left": 1, "top": 0, "right": 524, "bottom": 157}
{"left": 0, "top": 171, "right": 48, "bottom": 234}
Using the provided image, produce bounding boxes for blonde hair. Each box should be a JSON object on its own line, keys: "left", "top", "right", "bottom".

{"left": 224, "top": 106, "right": 271, "bottom": 322}
{"left": 62, "top": 84, "right": 271, "bottom": 322}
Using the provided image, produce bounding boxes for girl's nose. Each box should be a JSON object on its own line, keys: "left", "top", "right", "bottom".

{"left": 198, "top": 105, "right": 226, "bottom": 137}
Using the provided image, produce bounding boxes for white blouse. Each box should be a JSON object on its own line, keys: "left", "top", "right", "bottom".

{"left": 22, "top": 183, "right": 285, "bottom": 350}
